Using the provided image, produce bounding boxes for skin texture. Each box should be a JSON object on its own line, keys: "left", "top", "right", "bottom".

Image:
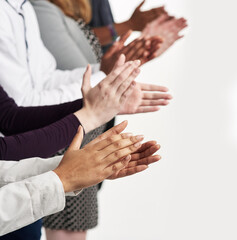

{"left": 128, "top": 1, "right": 167, "bottom": 31}
{"left": 142, "top": 14, "right": 188, "bottom": 57}
{"left": 76, "top": 55, "right": 140, "bottom": 133}
{"left": 100, "top": 30, "right": 163, "bottom": 74}
{"left": 92, "top": 1, "right": 167, "bottom": 45}
{"left": 75, "top": 54, "right": 173, "bottom": 133}
{"left": 53, "top": 120, "right": 161, "bottom": 193}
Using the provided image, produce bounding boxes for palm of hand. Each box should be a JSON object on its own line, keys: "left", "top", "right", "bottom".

{"left": 142, "top": 16, "right": 187, "bottom": 57}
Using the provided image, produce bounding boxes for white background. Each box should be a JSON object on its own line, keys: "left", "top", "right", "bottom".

{"left": 44, "top": 0, "right": 237, "bottom": 239}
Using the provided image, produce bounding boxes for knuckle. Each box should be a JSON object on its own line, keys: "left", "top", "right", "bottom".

{"left": 112, "top": 164, "right": 118, "bottom": 172}
{"left": 114, "top": 151, "right": 121, "bottom": 158}
{"left": 107, "top": 136, "right": 114, "bottom": 144}
{"left": 114, "top": 141, "right": 121, "bottom": 148}
{"left": 98, "top": 82, "right": 104, "bottom": 90}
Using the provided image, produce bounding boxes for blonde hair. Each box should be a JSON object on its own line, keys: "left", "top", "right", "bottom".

{"left": 49, "top": 0, "right": 92, "bottom": 23}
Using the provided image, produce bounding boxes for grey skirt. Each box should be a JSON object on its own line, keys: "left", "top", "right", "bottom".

{"left": 43, "top": 124, "right": 107, "bottom": 231}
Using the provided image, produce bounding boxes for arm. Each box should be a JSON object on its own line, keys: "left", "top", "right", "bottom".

{"left": 0, "top": 114, "right": 80, "bottom": 160}
{"left": 91, "top": 0, "right": 166, "bottom": 46}
{"left": 0, "top": 86, "right": 83, "bottom": 136}
{"left": 0, "top": 122, "right": 161, "bottom": 235}
{"left": 0, "top": 171, "right": 65, "bottom": 236}
{"left": 0, "top": 8, "right": 104, "bottom": 106}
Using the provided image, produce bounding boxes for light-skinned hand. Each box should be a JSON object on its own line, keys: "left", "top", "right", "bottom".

{"left": 142, "top": 15, "right": 188, "bottom": 57}
{"left": 119, "top": 83, "right": 173, "bottom": 114}
{"left": 53, "top": 121, "right": 150, "bottom": 193}
{"left": 75, "top": 55, "right": 141, "bottom": 133}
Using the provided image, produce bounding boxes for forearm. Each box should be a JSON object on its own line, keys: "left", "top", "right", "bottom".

{"left": 93, "top": 20, "right": 132, "bottom": 46}
{"left": 0, "top": 87, "right": 83, "bottom": 135}
{"left": 0, "top": 114, "right": 80, "bottom": 161}
{"left": 0, "top": 171, "right": 65, "bottom": 236}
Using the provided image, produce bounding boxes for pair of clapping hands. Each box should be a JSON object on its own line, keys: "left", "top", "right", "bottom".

{"left": 54, "top": 55, "right": 170, "bottom": 193}
{"left": 100, "top": 3, "right": 187, "bottom": 74}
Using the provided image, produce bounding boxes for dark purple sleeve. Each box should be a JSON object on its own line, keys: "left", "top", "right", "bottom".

{"left": 0, "top": 86, "right": 83, "bottom": 136}
{"left": 0, "top": 114, "right": 80, "bottom": 161}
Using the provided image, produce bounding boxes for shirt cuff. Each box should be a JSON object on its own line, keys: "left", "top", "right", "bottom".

{"left": 29, "top": 171, "right": 66, "bottom": 218}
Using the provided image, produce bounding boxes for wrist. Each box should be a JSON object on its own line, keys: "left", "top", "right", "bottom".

{"left": 53, "top": 168, "right": 70, "bottom": 193}
{"left": 74, "top": 108, "right": 97, "bottom": 134}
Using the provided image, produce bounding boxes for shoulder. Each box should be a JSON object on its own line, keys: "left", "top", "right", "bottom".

{"left": 30, "top": 0, "right": 64, "bottom": 20}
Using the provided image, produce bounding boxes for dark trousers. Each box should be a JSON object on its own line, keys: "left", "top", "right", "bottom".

{"left": 0, "top": 220, "right": 42, "bottom": 240}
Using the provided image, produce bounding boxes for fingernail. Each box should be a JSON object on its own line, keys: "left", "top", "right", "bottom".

{"left": 125, "top": 155, "right": 131, "bottom": 161}
{"left": 134, "top": 142, "right": 142, "bottom": 148}
{"left": 135, "top": 68, "right": 140, "bottom": 74}
{"left": 134, "top": 60, "right": 141, "bottom": 66}
{"left": 135, "top": 135, "right": 144, "bottom": 141}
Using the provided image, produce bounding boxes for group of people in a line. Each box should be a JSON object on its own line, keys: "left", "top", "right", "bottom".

{"left": 0, "top": 0, "right": 187, "bottom": 239}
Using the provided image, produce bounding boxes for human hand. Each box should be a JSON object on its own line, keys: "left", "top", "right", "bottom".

{"left": 142, "top": 15, "right": 188, "bottom": 57}
{"left": 108, "top": 141, "right": 161, "bottom": 179}
{"left": 75, "top": 55, "right": 141, "bottom": 133}
{"left": 119, "top": 83, "right": 172, "bottom": 114}
{"left": 128, "top": 0, "right": 167, "bottom": 31}
{"left": 100, "top": 31, "right": 162, "bottom": 74}
{"left": 53, "top": 121, "right": 145, "bottom": 193}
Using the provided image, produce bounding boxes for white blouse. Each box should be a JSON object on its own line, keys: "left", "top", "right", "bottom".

{"left": 0, "top": 0, "right": 105, "bottom": 106}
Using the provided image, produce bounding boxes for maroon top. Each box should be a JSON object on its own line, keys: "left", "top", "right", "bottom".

{"left": 0, "top": 86, "right": 84, "bottom": 160}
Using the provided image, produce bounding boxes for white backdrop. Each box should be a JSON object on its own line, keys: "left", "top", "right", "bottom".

{"left": 88, "top": 0, "right": 237, "bottom": 240}
{"left": 42, "top": 0, "right": 237, "bottom": 239}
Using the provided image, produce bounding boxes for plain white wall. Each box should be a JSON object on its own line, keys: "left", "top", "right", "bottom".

{"left": 87, "top": 0, "right": 237, "bottom": 240}
{"left": 41, "top": 0, "right": 237, "bottom": 239}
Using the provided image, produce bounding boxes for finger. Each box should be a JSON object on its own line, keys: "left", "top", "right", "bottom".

{"left": 125, "top": 39, "right": 146, "bottom": 60}
{"left": 131, "top": 143, "right": 161, "bottom": 160}
{"left": 93, "top": 133, "right": 134, "bottom": 151}
{"left": 121, "top": 38, "right": 140, "bottom": 57}
{"left": 119, "top": 30, "right": 133, "bottom": 44}
{"left": 139, "top": 83, "right": 169, "bottom": 92}
{"left": 119, "top": 80, "right": 137, "bottom": 105}
{"left": 117, "top": 67, "right": 140, "bottom": 96}
{"left": 134, "top": 106, "right": 160, "bottom": 113}
{"left": 103, "top": 141, "right": 143, "bottom": 167}
{"left": 111, "top": 165, "right": 148, "bottom": 179}
{"left": 81, "top": 64, "right": 92, "bottom": 94}
{"left": 128, "top": 155, "right": 161, "bottom": 167}
{"left": 112, "top": 60, "right": 141, "bottom": 90}
{"left": 112, "top": 54, "right": 126, "bottom": 71}
{"left": 136, "top": 0, "right": 145, "bottom": 10}
{"left": 85, "top": 121, "right": 128, "bottom": 147}
{"left": 104, "top": 155, "right": 131, "bottom": 178}
{"left": 98, "top": 135, "right": 144, "bottom": 158}
{"left": 141, "top": 99, "right": 170, "bottom": 106}
{"left": 67, "top": 126, "right": 84, "bottom": 151}
{"left": 133, "top": 141, "right": 157, "bottom": 154}
{"left": 105, "top": 60, "right": 134, "bottom": 85}
{"left": 142, "top": 92, "right": 172, "bottom": 100}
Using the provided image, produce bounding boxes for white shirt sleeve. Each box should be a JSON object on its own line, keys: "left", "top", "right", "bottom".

{"left": 0, "top": 156, "right": 83, "bottom": 235}
{"left": 0, "top": 171, "right": 65, "bottom": 236}
{"left": 0, "top": 7, "right": 105, "bottom": 107}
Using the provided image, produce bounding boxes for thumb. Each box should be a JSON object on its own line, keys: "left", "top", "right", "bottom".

{"left": 119, "top": 30, "right": 132, "bottom": 45}
{"left": 112, "top": 54, "right": 126, "bottom": 71}
{"left": 82, "top": 64, "right": 92, "bottom": 94}
{"left": 68, "top": 126, "right": 84, "bottom": 151}
{"left": 136, "top": 0, "right": 145, "bottom": 10}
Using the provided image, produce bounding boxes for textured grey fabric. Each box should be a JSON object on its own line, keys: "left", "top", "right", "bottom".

{"left": 31, "top": 0, "right": 107, "bottom": 231}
